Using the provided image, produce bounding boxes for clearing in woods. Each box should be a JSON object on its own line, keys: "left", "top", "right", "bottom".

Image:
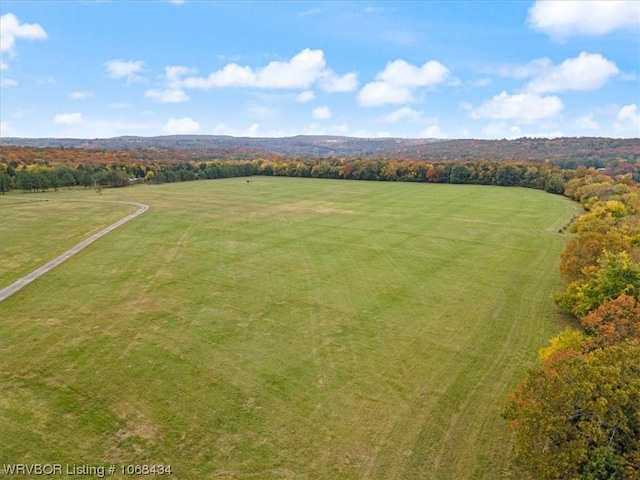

{"left": 0, "top": 177, "right": 581, "bottom": 479}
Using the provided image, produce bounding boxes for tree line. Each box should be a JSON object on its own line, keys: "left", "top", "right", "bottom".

{"left": 0, "top": 156, "right": 572, "bottom": 194}
{"left": 504, "top": 168, "right": 640, "bottom": 479}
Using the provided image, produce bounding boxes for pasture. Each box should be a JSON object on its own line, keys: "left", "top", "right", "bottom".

{"left": 0, "top": 177, "right": 581, "bottom": 479}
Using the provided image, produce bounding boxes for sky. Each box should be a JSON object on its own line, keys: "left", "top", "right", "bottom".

{"left": 0, "top": 0, "right": 639, "bottom": 140}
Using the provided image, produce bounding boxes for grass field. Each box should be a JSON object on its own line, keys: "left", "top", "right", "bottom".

{"left": 0, "top": 177, "right": 581, "bottom": 479}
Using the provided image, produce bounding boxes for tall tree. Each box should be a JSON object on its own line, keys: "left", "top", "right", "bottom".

{"left": 504, "top": 342, "right": 640, "bottom": 480}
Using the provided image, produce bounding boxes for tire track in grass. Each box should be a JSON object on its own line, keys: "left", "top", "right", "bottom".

{"left": 0, "top": 200, "right": 148, "bottom": 302}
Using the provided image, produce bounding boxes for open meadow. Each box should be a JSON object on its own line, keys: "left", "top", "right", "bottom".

{"left": 0, "top": 177, "right": 582, "bottom": 479}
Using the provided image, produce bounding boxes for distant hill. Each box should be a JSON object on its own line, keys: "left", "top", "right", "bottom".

{"left": 1, "top": 135, "right": 638, "bottom": 165}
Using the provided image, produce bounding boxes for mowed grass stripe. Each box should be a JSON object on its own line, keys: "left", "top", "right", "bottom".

{"left": 0, "top": 177, "right": 581, "bottom": 479}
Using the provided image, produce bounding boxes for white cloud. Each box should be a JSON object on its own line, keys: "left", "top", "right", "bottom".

{"left": 384, "top": 106, "right": 423, "bottom": 123}
{"left": 420, "top": 125, "right": 448, "bottom": 138}
{"left": 358, "top": 59, "right": 449, "bottom": 106}
{"left": 144, "top": 65, "right": 193, "bottom": 103}
{"left": 0, "top": 13, "right": 47, "bottom": 57}
{"left": 54, "top": 112, "right": 84, "bottom": 125}
{"left": 526, "top": 52, "right": 618, "bottom": 94}
{"left": 169, "top": 0, "right": 186, "bottom": 4}
{"left": 319, "top": 72, "right": 358, "bottom": 92}
{"left": 295, "top": 90, "right": 315, "bottom": 103}
{"left": 69, "top": 90, "right": 92, "bottom": 100}
{"left": 104, "top": 59, "right": 145, "bottom": 83}
{"left": 0, "top": 77, "right": 18, "bottom": 87}
{"left": 615, "top": 104, "right": 640, "bottom": 134}
{"left": 378, "top": 59, "right": 449, "bottom": 87}
{"left": 358, "top": 82, "right": 413, "bottom": 107}
{"left": 164, "top": 65, "right": 194, "bottom": 85}
{"left": 470, "top": 91, "right": 564, "bottom": 123}
{"left": 528, "top": 1, "right": 640, "bottom": 39}
{"left": 183, "top": 48, "right": 353, "bottom": 92}
{"left": 312, "top": 106, "right": 331, "bottom": 120}
{"left": 163, "top": 116, "right": 200, "bottom": 134}
{"left": 145, "top": 88, "right": 189, "bottom": 103}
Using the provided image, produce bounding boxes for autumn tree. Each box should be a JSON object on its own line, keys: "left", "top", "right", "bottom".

{"left": 537, "top": 327, "right": 585, "bottom": 363}
{"left": 560, "top": 229, "right": 632, "bottom": 282}
{"left": 580, "top": 295, "right": 640, "bottom": 350}
{"left": 504, "top": 342, "right": 640, "bottom": 479}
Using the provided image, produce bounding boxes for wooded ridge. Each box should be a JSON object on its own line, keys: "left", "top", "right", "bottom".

{"left": 1, "top": 135, "right": 638, "bottom": 165}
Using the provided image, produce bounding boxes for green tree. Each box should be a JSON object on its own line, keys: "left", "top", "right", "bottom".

{"left": 449, "top": 163, "right": 470, "bottom": 184}
{"left": 555, "top": 251, "right": 640, "bottom": 318}
{"left": 582, "top": 446, "right": 627, "bottom": 480}
{"left": 0, "top": 172, "right": 11, "bottom": 194}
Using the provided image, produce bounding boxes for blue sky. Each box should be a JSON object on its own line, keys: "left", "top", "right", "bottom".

{"left": 1, "top": 0, "right": 639, "bottom": 139}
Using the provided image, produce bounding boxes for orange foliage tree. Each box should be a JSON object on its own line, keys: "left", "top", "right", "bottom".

{"left": 581, "top": 295, "right": 640, "bottom": 350}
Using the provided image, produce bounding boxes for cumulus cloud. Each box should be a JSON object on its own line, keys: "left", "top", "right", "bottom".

{"left": 104, "top": 59, "right": 145, "bottom": 83}
{"left": 54, "top": 112, "right": 84, "bottom": 125}
{"left": 163, "top": 116, "right": 200, "bottom": 134}
{"left": 528, "top": 1, "right": 640, "bottom": 39}
{"left": 526, "top": 52, "right": 618, "bottom": 93}
{"left": 0, "top": 13, "right": 47, "bottom": 56}
{"left": 295, "top": 90, "right": 315, "bottom": 103}
{"left": 384, "top": 106, "right": 423, "bottom": 123}
{"left": 183, "top": 48, "right": 355, "bottom": 92}
{"left": 495, "top": 52, "right": 618, "bottom": 94}
{"left": 470, "top": 91, "right": 564, "bottom": 123}
{"left": 358, "top": 82, "right": 413, "bottom": 107}
{"left": 615, "top": 104, "right": 640, "bottom": 134}
{"left": 358, "top": 59, "right": 449, "bottom": 106}
{"left": 312, "top": 106, "right": 331, "bottom": 120}
{"left": 1, "top": 13, "right": 47, "bottom": 70}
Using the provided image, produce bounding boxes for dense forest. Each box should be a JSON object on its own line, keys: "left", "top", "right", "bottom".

{"left": 1, "top": 144, "right": 639, "bottom": 194}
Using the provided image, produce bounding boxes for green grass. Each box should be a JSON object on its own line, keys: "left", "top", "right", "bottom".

{"left": 0, "top": 194, "right": 137, "bottom": 289}
{"left": 0, "top": 177, "right": 581, "bottom": 479}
